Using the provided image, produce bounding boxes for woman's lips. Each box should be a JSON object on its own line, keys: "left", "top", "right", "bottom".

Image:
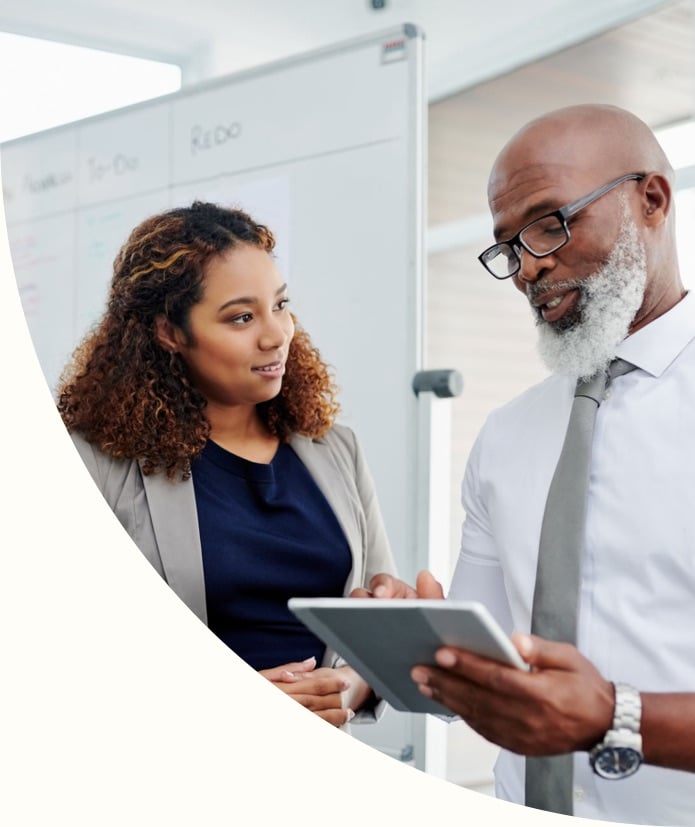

{"left": 252, "top": 360, "right": 285, "bottom": 379}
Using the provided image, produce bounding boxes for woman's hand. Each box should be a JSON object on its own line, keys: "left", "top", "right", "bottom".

{"left": 260, "top": 657, "right": 356, "bottom": 727}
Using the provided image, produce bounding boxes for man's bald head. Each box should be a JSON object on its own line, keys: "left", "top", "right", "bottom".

{"left": 489, "top": 104, "right": 673, "bottom": 205}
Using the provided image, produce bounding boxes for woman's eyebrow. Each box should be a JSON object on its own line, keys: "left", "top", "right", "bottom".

{"left": 217, "top": 283, "right": 288, "bottom": 313}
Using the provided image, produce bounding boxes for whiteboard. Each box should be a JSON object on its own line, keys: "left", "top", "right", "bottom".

{"left": 1, "top": 25, "right": 428, "bottom": 766}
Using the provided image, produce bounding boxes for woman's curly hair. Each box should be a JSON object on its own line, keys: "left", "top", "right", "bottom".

{"left": 57, "top": 201, "right": 340, "bottom": 478}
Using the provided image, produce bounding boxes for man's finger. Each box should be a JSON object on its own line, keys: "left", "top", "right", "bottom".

{"left": 349, "top": 587, "right": 371, "bottom": 598}
{"left": 369, "top": 573, "right": 417, "bottom": 598}
{"left": 512, "top": 633, "right": 582, "bottom": 672}
{"left": 416, "top": 570, "right": 445, "bottom": 599}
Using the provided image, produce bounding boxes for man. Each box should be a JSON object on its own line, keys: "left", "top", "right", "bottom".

{"left": 359, "top": 105, "right": 695, "bottom": 824}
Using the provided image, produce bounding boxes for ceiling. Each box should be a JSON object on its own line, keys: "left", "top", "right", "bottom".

{"left": 0, "top": 0, "right": 690, "bottom": 232}
{"left": 0, "top": 0, "right": 674, "bottom": 100}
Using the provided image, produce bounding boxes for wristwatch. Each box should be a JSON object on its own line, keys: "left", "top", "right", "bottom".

{"left": 589, "top": 682, "right": 643, "bottom": 779}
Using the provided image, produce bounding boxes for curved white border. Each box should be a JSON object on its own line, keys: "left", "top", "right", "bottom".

{"left": 0, "top": 161, "right": 582, "bottom": 826}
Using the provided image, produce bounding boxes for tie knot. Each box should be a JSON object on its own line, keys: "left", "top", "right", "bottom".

{"left": 609, "top": 357, "right": 636, "bottom": 381}
{"left": 574, "top": 359, "right": 636, "bottom": 403}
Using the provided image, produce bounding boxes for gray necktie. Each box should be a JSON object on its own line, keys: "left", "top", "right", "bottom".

{"left": 525, "top": 358, "right": 636, "bottom": 815}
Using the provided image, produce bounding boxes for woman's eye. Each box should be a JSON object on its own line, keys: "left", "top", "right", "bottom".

{"left": 276, "top": 297, "right": 290, "bottom": 311}
{"left": 230, "top": 312, "right": 253, "bottom": 325}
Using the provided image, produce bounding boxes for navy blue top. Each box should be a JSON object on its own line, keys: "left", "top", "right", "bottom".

{"left": 191, "top": 439, "right": 352, "bottom": 670}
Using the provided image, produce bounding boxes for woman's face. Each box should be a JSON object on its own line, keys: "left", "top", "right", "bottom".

{"left": 171, "top": 243, "right": 294, "bottom": 408}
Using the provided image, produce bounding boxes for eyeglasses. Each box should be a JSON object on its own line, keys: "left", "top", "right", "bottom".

{"left": 478, "top": 172, "right": 646, "bottom": 280}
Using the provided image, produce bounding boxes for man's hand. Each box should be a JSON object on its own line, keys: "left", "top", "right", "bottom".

{"left": 411, "top": 633, "right": 615, "bottom": 756}
{"left": 350, "top": 569, "right": 444, "bottom": 599}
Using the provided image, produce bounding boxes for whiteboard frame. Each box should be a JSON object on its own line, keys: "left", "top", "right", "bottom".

{"left": 1, "top": 22, "right": 433, "bottom": 771}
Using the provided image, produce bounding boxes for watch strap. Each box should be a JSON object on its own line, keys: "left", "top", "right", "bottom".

{"left": 588, "top": 682, "right": 644, "bottom": 778}
{"left": 612, "top": 681, "right": 642, "bottom": 744}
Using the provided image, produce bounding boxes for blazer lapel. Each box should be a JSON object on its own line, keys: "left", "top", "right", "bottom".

{"left": 140, "top": 465, "right": 208, "bottom": 625}
{"left": 289, "top": 434, "right": 361, "bottom": 578}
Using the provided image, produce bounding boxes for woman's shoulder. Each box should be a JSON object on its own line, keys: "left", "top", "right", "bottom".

{"left": 290, "top": 422, "right": 361, "bottom": 469}
{"left": 321, "top": 422, "right": 357, "bottom": 447}
{"left": 68, "top": 430, "right": 140, "bottom": 493}
{"left": 69, "top": 430, "right": 104, "bottom": 468}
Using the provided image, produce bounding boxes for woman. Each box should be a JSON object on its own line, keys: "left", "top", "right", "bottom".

{"left": 58, "top": 200, "right": 397, "bottom": 727}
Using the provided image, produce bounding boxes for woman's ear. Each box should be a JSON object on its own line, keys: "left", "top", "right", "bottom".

{"left": 642, "top": 173, "right": 672, "bottom": 227}
{"left": 154, "top": 315, "right": 183, "bottom": 352}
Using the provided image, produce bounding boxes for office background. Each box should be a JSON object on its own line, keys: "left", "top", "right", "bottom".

{"left": 1, "top": 0, "right": 694, "bottom": 797}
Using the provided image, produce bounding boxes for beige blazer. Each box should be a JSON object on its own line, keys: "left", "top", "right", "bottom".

{"left": 70, "top": 424, "right": 397, "bottom": 631}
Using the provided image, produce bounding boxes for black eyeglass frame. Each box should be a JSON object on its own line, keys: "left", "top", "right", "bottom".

{"left": 478, "top": 172, "right": 646, "bottom": 280}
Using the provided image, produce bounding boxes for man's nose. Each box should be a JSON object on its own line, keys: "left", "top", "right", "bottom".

{"left": 514, "top": 248, "right": 553, "bottom": 291}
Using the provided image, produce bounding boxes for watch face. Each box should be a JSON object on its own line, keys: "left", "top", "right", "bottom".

{"left": 591, "top": 746, "right": 642, "bottom": 780}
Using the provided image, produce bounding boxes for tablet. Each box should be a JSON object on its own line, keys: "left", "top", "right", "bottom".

{"left": 287, "top": 597, "right": 528, "bottom": 715}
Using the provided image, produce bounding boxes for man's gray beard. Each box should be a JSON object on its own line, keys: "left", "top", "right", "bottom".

{"left": 533, "top": 206, "right": 647, "bottom": 380}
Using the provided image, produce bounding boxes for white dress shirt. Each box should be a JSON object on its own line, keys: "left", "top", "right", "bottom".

{"left": 449, "top": 291, "right": 695, "bottom": 825}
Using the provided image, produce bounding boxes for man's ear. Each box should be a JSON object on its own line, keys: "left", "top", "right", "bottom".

{"left": 642, "top": 173, "right": 672, "bottom": 227}
{"left": 154, "top": 315, "right": 183, "bottom": 352}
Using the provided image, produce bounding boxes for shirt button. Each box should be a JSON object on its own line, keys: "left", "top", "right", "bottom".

{"left": 574, "top": 786, "right": 586, "bottom": 801}
{"left": 603, "top": 389, "right": 612, "bottom": 400}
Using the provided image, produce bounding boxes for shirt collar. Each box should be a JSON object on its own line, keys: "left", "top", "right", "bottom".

{"left": 615, "top": 290, "right": 695, "bottom": 377}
